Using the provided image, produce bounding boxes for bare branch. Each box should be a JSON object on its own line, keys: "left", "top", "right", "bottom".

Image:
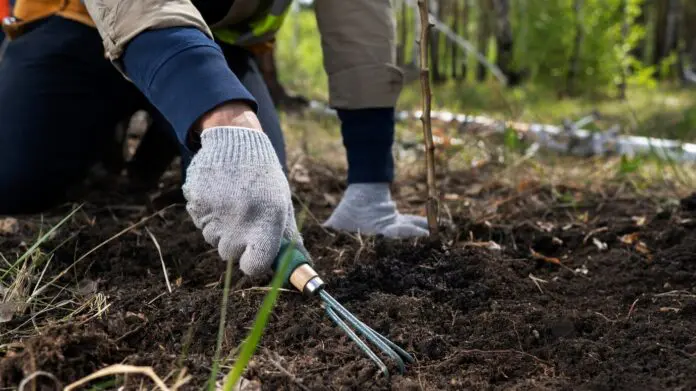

{"left": 417, "top": 0, "right": 439, "bottom": 235}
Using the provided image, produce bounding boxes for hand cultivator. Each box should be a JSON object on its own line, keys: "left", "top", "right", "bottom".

{"left": 273, "top": 240, "right": 414, "bottom": 378}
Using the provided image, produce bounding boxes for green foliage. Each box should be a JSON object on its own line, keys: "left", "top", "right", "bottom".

{"left": 626, "top": 57, "right": 657, "bottom": 89}
{"left": 273, "top": 1, "right": 696, "bottom": 141}
{"left": 275, "top": 1, "right": 667, "bottom": 99}
{"left": 503, "top": 126, "right": 522, "bottom": 152}
{"left": 658, "top": 52, "right": 678, "bottom": 80}
{"left": 552, "top": 188, "right": 577, "bottom": 205}
{"left": 275, "top": 10, "right": 327, "bottom": 99}
{"left": 512, "top": 0, "right": 652, "bottom": 94}
{"left": 618, "top": 154, "right": 643, "bottom": 175}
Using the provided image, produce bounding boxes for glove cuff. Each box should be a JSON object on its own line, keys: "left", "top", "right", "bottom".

{"left": 198, "top": 126, "right": 280, "bottom": 166}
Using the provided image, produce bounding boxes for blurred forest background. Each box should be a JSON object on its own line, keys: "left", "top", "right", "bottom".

{"left": 263, "top": 0, "right": 696, "bottom": 141}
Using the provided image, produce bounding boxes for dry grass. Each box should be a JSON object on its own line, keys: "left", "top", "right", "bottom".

{"left": 281, "top": 112, "right": 695, "bottom": 198}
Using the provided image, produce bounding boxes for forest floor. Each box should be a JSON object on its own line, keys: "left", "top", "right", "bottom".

{"left": 0, "top": 112, "right": 695, "bottom": 391}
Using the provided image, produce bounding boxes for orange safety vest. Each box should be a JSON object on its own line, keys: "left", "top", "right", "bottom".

{"left": 0, "top": 0, "right": 11, "bottom": 19}
{"left": 10, "top": 0, "right": 275, "bottom": 54}
{"left": 13, "top": 0, "right": 95, "bottom": 28}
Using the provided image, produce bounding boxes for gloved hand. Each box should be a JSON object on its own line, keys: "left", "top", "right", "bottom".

{"left": 182, "top": 126, "right": 305, "bottom": 276}
{"left": 323, "top": 183, "right": 430, "bottom": 238}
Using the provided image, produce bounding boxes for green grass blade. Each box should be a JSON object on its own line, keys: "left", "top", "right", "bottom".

{"left": 0, "top": 204, "right": 82, "bottom": 281}
{"left": 207, "top": 254, "right": 236, "bottom": 391}
{"left": 222, "top": 240, "right": 297, "bottom": 390}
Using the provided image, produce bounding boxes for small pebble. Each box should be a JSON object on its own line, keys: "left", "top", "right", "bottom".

{"left": 685, "top": 343, "right": 696, "bottom": 354}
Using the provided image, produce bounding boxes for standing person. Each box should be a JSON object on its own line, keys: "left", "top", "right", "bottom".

{"left": 0, "top": 0, "right": 430, "bottom": 278}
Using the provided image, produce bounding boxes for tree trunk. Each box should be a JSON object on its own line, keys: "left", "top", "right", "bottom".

{"left": 476, "top": 0, "right": 492, "bottom": 82}
{"left": 430, "top": 0, "right": 442, "bottom": 83}
{"left": 451, "top": 0, "right": 459, "bottom": 79}
{"left": 492, "top": 0, "right": 518, "bottom": 85}
{"left": 684, "top": 2, "right": 696, "bottom": 68}
{"left": 665, "top": 0, "right": 682, "bottom": 79}
{"left": 652, "top": 0, "right": 668, "bottom": 67}
{"left": 566, "top": 0, "right": 585, "bottom": 96}
{"left": 413, "top": 1, "right": 421, "bottom": 66}
{"left": 617, "top": 0, "right": 628, "bottom": 99}
{"left": 664, "top": 0, "right": 680, "bottom": 57}
{"left": 461, "top": 0, "right": 470, "bottom": 79}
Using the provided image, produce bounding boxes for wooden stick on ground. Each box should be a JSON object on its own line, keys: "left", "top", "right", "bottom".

{"left": 417, "top": 0, "right": 439, "bottom": 235}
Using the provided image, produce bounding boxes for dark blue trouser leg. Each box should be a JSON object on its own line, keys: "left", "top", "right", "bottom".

{"left": 0, "top": 16, "right": 148, "bottom": 214}
{"left": 218, "top": 43, "right": 287, "bottom": 172}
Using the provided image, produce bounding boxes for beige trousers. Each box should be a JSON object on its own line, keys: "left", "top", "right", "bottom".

{"left": 82, "top": 0, "right": 404, "bottom": 109}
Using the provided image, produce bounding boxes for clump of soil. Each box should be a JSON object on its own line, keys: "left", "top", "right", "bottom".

{"left": 0, "top": 167, "right": 694, "bottom": 390}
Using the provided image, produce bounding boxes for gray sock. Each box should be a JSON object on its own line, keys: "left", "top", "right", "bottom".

{"left": 323, "top": 183, "right": 429, "bottom": 238}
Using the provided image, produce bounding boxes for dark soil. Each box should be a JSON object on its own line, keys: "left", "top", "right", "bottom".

{"left": 0, "top": 163, "right": 695, "bottom": 391}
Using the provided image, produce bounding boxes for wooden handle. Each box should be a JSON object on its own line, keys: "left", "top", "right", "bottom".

{"left": 289, "top": 264, "right": 324, "bottom": 295}
{"left": 273, "top": 239, "right": 325, "bottom": 295}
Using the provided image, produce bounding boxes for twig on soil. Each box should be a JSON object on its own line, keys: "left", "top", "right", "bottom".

{"left": 462, "top": 240, "right": 502, "bottom": 251}
{"left": 148, "top": 292, "right": 167, "bottom": 305}
{"left": 417, "top": 0, "right": 439, "bottom": 235}
{"left": 64, "top": 364, "right": 187, "bottom": 391}
{"left": 626, "top": 295, "right": 643, "bottom": 320}
{"left": 75, "top": 302, "right": 112, "bottom": 326}
{"left": 528, "top": 273, "right": 548, "bottom": 294}
{"left": 171, "top": 369, "right": 192, "bottom": 390}
{"left": 0, "top": 300, "right": 72, "bottom": 339}
{"left": 18, "top": 371, "right": 60, "bottom": 391}
{"left": 654, "top": 290, "right": 696, "bottom": 299}
{"left": 30, "top": 253, "right": 54, "bottom": 299}
{"left": 115, "top": 324, "right": 146, "bottom": 343}
{"left": 231, "top": 287, "right": 296, "bottom": 295}
{"left": 441, "top": 202, "right": 454, "bottom": 230}
{"left": 529, "top": 248, "right": 577, "bottom": 274}
{"left": 291, "top": 193, "right": 335, "bottom": 237}
{"left": 582, "top": 226, "right": 608, "bottom": 244}
{"left": 262, "top": 349, "right": 311, "bottom": 391}
{"left": 593, "top": 312, "right": 617, "bottom": 323}
{"left": 353, "top": 233, "right": 369, "bottom": 264}
{"left": 145, "top": 227, "right": 172, "bottom": 294}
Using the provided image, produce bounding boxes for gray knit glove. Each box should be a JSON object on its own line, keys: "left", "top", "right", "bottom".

{"left": 182, "top": 127, "right": 304, "bottom": 276}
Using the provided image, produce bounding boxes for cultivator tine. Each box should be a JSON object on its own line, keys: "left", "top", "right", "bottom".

{"left": 324, "top": 304, "right": 390, "bottom": 377}
{"left": 319, "top": 290, "right": 414, "bottom": 376}
{"left": 272, "top": 239, "right": 416, "bottom": 378}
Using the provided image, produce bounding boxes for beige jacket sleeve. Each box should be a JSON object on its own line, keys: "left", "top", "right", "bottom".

{"left": 81, "top": 0, "right": 403, "bottom": 109}
{"left": 315, "top": 0, "right": 404, "bottom": 109}
{"left": 81, "top": 0, "right": 212, "bottom": 68}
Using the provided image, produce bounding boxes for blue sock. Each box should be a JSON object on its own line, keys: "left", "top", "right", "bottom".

{"left": 337, "top": 108, "right": 395, "bottom": 184}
